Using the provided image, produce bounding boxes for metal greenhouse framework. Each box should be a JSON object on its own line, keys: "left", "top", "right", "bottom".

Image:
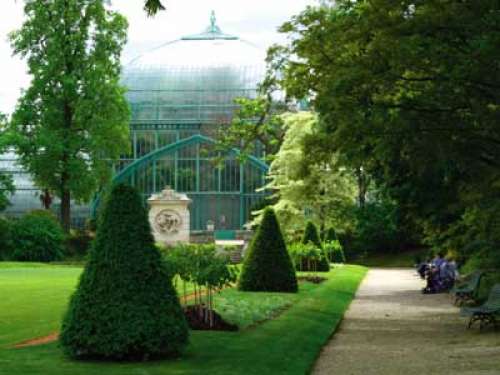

{"left": 92, "top": 13, "right": 270, "bottom": 230}
{"left": 1, "top": 12, "right": 270, "bottom": 230}
{"left": 92, "top": 135, "right": 267, "bottom": 230}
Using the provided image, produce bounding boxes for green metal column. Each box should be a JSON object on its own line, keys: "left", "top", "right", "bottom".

{"left": 174, "top": 129, "right": 179, "bottom": 190}
{"left": 153, "top": 131, "right": 158, "bottom": 192}
{"left": 239, "top": 162, "right": 245, "bottom": 228}
{"left": 196, "top": 143, "right": 200, "bottom": 192}
{"left": 195, "top": 143, "right": 201, "bottom": 230}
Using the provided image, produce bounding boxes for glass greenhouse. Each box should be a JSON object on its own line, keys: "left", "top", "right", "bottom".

{"left": 0, "top": 13, "right": 269, "bottom": 230}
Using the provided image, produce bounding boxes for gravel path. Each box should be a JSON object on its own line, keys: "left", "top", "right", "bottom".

{"left": 312, "top": 268, "right": 500, "bottom": 375}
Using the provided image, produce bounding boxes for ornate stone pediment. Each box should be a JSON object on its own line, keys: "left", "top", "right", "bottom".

{"left": 148, "top": 186, "right": 191, "bottom": 245}
{"left": 149, "top": 186, "right": 190, "bottom": 202}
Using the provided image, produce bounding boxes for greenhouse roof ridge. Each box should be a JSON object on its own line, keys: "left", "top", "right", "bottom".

{"left": 181, "top": 11, "right": 239, "bottom": 41}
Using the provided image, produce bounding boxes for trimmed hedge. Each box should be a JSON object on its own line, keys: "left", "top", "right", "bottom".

{"left": 60, "top": 184, "right": 188, "bottom": 360}
{"left": 11, "top": 210, "right": 65, "bottom": 262}
{"left": 302, "top": 221, "right": 330, "bottom": 272}
{"left": 238, "top": 208, "right": 298, "bottom": 293}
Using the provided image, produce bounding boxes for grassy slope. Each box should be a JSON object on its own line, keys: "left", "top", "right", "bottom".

{"left": 0, "top": 263, "right": 366, "bottom": 375}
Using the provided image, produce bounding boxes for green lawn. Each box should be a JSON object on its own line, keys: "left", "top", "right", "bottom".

{"left": 0, "top": 262, "right": 366, "bottom": 375}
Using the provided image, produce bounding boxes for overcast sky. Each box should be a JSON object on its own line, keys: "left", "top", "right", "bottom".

{"left": 0, "top": 0, "right": 316, "bottom": 114}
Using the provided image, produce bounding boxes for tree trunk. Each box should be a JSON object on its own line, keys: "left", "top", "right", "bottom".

{"left": 61, "top": 187, "right": 71, "bottom": 233}
{"left": 355, "top": 166, "right": 369, "bottom": 208}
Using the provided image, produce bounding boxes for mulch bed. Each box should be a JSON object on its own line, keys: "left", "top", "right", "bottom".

{"left": 297, "top": 275, "right": 327, "bottom": 284}
{"left": 183, "top": 305, "right": 238, "bottom": 331}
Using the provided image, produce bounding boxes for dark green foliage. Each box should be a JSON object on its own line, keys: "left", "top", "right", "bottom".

{"left": 0, "top": 173, "right": 14, "bottom": 212}
{"left": 144, "top": 0, "right": 165, "bottom": 15}
{"left": 238, "top": 208, "right": 298, "bottom": 293}
{"left": 324, "top": 227, "right": 345, "bottom": 263}
{"left": 11, "top": 210, "right": 65, "bottom": 262}
{"left": 354, "top": 202, "right": 401, "bottom": 253}
{"left": 325, "top": 227, "right": 337, "bottom": 242}
{"left": 324, "top": 240, "right": 346, "bottom": 264}
{"left": 273, "top": 0, "right": 500, "bottom": 271}
{"left": 461, "top": 243, "right": 500, "bottom": 303}
{"left": 60, "top": 184, "right": 188, "bottom": 360}
{"left": 332, "top": 247, "right": 346, "bottom": 264}
{"left": 0, "top": 217, "right": 13, "bottom": 260}
{"left": 66, "top": 230, "right": 93, "bottom": 258}
{"left": 302, "top": 222, "right": 329, "bottom": 272}
{"left": 302, "top": 221, "right": 321, "bottom": 248}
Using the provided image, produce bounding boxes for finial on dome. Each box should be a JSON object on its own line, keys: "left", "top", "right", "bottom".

{"left": 210, "top": 10, "right": 217, "bottom": 32}
{"left": 207, "top": 10, "right": 221, "bottom": 34}
{"left": 180, "top": 11, "right": 238, "bottom": 40}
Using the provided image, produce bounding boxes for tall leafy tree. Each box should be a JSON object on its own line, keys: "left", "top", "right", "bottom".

{"left": 265, "top": 112, "right": 356, "bottom": 233}
{"left": 216, "top": 96, "right": 286, "bottom": 164}
{"left": 271, "top": 0, "right": 500, "bottom": 254}
{"left": 10, "top": 0, "right": 130, "bottom": 231}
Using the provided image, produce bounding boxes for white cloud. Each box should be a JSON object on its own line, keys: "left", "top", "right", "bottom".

{"left": 0, "top": 0, "right": 316, "bottom": 114}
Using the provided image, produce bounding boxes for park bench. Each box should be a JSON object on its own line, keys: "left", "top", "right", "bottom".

{"left": 450, "top": 270, "right": 483, "bottom": 306}
{"left": 461, "top": 283, "right": 500, "bottom": 330}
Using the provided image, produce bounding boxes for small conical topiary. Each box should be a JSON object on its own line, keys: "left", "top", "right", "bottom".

{"left": 302, "top": 221, "right": 330, "bottom": 272}
{"left": 60, "top": 184, "right": 188, "bottom": 360}
{"left": 303, "top": 221, "right": 322, "bottom": 248}
{"left": 325, "top": 227, "right": 338, "bottom": 242}
{"left": 238, "top": 208, "right": 298, "bottom": 292}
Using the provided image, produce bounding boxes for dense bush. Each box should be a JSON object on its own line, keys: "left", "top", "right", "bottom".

{"left": 0, "top": 217, "right": 13, "bottom": 260}
{"left": 460, "top": 242, "right": 500, "bottom": 302}
{"left": 302, "top": 221, "right": 329, "bottom": 272}
{"left": 60, "top": 184, "right": 188, "bottom": 360}
{"left": 66, "top": 230, "right": 93, "bottom": 258}
{"left": 289, "top": 242, "right": 321, "bottom": 272}
{"left": 338, "top": 201, "right": 413, "bottom": 260}
{"left": 324, "top": 240, "right": 346, "bottom": 263}
{"left": 238, "top": 208, "right": 298, "bottom": 292}
{"left": 325, "top": 227, "right": 338, "bottom": 242}
{"left": 10, "top": 210, "right": 65, "bottom": 262}
{"left": 353, "top": 202, "right": 401, "bottom": 253}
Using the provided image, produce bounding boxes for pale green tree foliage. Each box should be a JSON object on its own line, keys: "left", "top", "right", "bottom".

{"left": 10, "top": 0, "right": 130, "bottom": 231}
{"left": 265, "top": 112, "right": 356, "bottom": 235}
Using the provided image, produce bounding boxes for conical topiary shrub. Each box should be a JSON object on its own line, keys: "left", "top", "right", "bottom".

{"left": 325, "top": 227, "right": 338, "bottom": 242}
{"left": 238, "top": 208, "right": 298, "bottom": 292}
{"left": 302, "top": 221, "right": 330, "bottom": 272}
{"left": 60, "top": 184, "right": 188, "bottom": 360}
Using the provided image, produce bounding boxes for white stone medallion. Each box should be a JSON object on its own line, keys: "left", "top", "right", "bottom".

{"left": 154, "top": 209, "right": 183, "bottom": 234}
{"left": 148, "top": 186, "right": 191, "bottom": 245}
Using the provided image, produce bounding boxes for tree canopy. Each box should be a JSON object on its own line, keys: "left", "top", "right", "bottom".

{"left": 144, "top": 0, "right": 165, "bottom": 16}
{"left": 265, "top": 112, "right": 356, "bottom": 234}
{"left": 10, "top": 0, "right": 130, "bottom": 231}
{"left": 271, "top": 0, "right": 500, "bottom": 257}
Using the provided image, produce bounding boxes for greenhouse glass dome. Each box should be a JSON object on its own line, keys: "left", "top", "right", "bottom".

{"left": 112, "top": 13, "right": 269, "bottom": 231}
{"left": 1, "top": 12, "right": 269, "bottom": 230}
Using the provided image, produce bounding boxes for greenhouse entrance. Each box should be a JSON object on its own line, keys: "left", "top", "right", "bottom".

{"left": 92, "top": 135, "right": 268, "bottom": 231}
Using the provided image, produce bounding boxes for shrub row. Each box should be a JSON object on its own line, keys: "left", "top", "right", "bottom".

{"left": 0, "top": 211, "right": 93, "bottom": 262}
